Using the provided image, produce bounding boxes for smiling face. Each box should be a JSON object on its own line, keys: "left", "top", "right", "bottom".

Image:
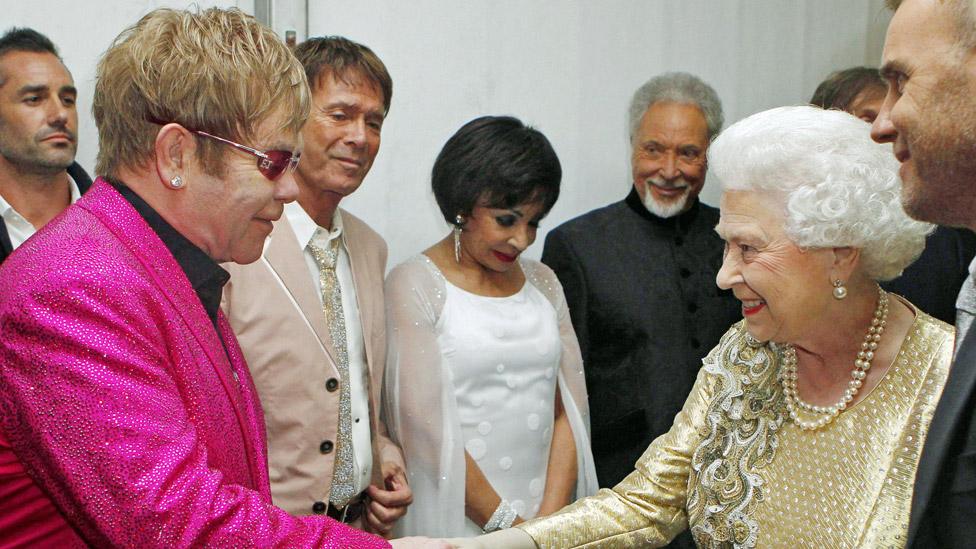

{"left": 185, "top": 112, "right": 301, "bottom": 264}
{"left": 631, "top": 101, "right": 709, "bottom": 218}
{"left": 715, "top": 190, "right": 836, "bottom": 343}
{"left": 296, "top": 69, "right": 385, "bottom": 201}
{"left": 871, "top": 0, "right": 976, "bottom": 229}
{"left": 459, "top": 199, "right": 547, "bottom": 273}
{"left": 0, "top": 50, "right": 78, "bottom": 174}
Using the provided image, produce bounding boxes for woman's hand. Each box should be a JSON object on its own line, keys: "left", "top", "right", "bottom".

{"left": 391, "top": 537, "right": 455, "bottom": 549}
{"left": 445, "top": 528, "right": 539, "bottom": 549}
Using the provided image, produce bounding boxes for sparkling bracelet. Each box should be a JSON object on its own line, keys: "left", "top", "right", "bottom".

{"left": 482, "top": 499, "right": 518, "bottom": 533}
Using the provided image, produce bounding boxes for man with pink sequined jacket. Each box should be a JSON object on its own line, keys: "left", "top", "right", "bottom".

{"left": 0, "top": 8, "right": 444, "bottom": 549}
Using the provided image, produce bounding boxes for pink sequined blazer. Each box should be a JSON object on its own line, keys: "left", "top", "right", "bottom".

{"left": 0, "top": 180, "right": 388, "bottom": 548}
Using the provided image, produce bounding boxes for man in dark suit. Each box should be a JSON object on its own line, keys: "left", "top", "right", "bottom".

{"left": 871, "top": 0, "right": 976, "bottom": 546}
{"left": 542, "top": 72, "right": 740, "bottom": 548}
{"left": 0, "top": 27, "right": 91, "bottom": 264}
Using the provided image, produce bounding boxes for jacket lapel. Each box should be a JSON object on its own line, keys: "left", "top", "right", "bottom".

{"left": 263, "top": 217, "right": 339, "bottom": 365}
{"left": 908, "top": 326, "right": 976, "bottom": 544}
{"left": 217, "top": 312, "right": 269, "bottom": 493}
{"left": 78, "top": 180, "right": 261, "bottom": 482}
{"left": 342, "top": 214, "right": 376, "bottom": 371}
{"left": 340, "top": 211, "right": 386, "bottom": 485}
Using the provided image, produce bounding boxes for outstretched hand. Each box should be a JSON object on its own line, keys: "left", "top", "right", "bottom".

{"left": 390, "top": 537, "right": 455, "bottom": 549}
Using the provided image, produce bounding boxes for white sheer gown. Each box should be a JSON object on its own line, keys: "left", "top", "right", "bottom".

{"left": 384, "top": 255, "right": 598, "bottom": 537}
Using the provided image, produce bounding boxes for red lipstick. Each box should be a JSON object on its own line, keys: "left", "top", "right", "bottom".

{"left": 742, "top": 302, "right": 766, "bottom": 316}
{"left": 493, "top": 251, "right": 517, "bottom": 263}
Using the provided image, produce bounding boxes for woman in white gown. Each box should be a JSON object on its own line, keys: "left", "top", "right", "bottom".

{"left": 384, "top": 116, "right": 599, "bottom": 538}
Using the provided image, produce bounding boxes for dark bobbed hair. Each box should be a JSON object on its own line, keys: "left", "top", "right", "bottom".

{"left": 810, "top": 66, "right": 884, "bottom": 112}
{"left": 293, "top": 36, "right": 392, "bottom": 115}
{"left": 432, "top": 116, "right": 562, "bottom": 226}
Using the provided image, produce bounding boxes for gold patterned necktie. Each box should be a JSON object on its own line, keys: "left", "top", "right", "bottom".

{"left": 307, "top": 230, "right": 356, "bottom": 508}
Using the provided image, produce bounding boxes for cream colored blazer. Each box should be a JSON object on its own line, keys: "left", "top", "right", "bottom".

{"left": 221, "top": 209, "right": 405, "bottom": 515}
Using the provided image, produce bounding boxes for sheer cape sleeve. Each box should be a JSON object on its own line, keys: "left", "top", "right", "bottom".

{"left": 384, "top": 256, "right": 464, "bottom": 537}
{"left": 384, "top": 256, "right": 598, "bottom": 538}
{"left": 522, "top": 259, "right": 599, "bottom": 500}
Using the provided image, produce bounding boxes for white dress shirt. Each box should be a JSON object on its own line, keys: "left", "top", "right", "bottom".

{"left": 0, "top": 176, "right": 81, "bottom": 250}
{"left": 285, "top": 201, "right": 373, "bottom": 494}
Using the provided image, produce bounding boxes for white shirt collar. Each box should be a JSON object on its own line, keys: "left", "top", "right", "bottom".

{"left": 0, "top": 173, "right": 82, "bottom": 220}
{"left": 69, "top": 173, "right": 81, "bottom": 202}
{"left": 284, "top": 201, "right": 343, "bottom": 249}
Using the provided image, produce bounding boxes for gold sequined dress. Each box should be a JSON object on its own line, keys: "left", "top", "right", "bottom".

{"left": 519, "top": 311, "right": 952, "bottom": 548}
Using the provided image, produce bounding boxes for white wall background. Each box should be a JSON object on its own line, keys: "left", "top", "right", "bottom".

{"left": 6, "top": 1, "right": 892, "bottom": 269}
{"left": 309, "top": 1, "right": 893, "bottom": 268}
{"left": 5, "top": 0, "right": 255, "bottom": 187}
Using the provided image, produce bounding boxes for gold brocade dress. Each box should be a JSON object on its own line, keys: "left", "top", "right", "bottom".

{"left": 520, "top": 312, "right": 952, "bottom": 548}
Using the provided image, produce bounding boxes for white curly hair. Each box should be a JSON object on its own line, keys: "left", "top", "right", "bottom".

{"left": 708, "top": 105, "right": 933, "bottom": 281}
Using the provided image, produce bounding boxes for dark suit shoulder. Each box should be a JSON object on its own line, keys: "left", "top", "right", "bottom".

{"left": 548, "top": 199, "right": 632, "bottom": 239}
{"left": 67, "top": 162, "right": 94, "bottom": 193}
{"left": 695, "top": 201, "right": 721, "bottom": 222}
{"left": 935, "top": 225, "right": 976, "bottom": 266}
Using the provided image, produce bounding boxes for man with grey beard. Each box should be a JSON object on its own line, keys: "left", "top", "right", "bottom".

{"left": 541, "top": 72, "right": 739, "bottom": 547}
{"left": 0, "top": 27, "right": 91, "bottom": 264}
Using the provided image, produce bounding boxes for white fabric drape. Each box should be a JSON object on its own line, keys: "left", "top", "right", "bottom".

{"left": 383, "top": 255, "right": 599, "bottom": 537}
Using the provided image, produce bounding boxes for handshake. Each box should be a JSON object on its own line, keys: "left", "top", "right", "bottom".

{"left": 392, "top": 529, "right": 536, "bottom": 548}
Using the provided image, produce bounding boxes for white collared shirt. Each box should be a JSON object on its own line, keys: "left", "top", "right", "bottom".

{"left": 285, "top": 201, "right": 373, "bottom": 495}
{"left": 0, "top": 176, "right": 81, "bottom": 250}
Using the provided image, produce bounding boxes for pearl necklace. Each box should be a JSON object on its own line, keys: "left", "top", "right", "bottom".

{"left": 780, "top": 285, "right": 888, "bottom": 431}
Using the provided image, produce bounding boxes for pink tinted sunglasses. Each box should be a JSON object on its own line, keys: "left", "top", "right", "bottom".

{"left": 148, "top": 117, "right": 300, "bottom": 181}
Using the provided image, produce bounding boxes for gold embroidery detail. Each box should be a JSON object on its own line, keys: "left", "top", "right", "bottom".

{"left": 687, "top": 324, "right": 785, "bottom": 548}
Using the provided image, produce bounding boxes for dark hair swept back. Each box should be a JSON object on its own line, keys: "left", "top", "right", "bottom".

{"left": 431, "top": 115, "right": 561, "bottom": 225}
{"left": 0, "top": 27, "right": 60, "bottom": 60}
{"left": 810, "top": 66, "right": 884, "bottom": 112}
{"left": 293, "top": 35, "right": 392, "bottom": 115}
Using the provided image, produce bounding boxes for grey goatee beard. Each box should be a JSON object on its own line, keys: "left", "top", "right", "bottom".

{"left": 641, "top": 177, "right": 691, "bottom": 218}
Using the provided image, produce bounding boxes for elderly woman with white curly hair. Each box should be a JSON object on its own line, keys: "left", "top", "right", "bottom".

{"left": 446, "top": 105, "right": 954, "bottom": 548}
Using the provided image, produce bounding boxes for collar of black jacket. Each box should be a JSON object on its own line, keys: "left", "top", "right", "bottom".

{"left": 107, "top": 179, "right": 229, "bottom": 326}
{"left": 624, "top": 186, "right": 703, "bottom": 231}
